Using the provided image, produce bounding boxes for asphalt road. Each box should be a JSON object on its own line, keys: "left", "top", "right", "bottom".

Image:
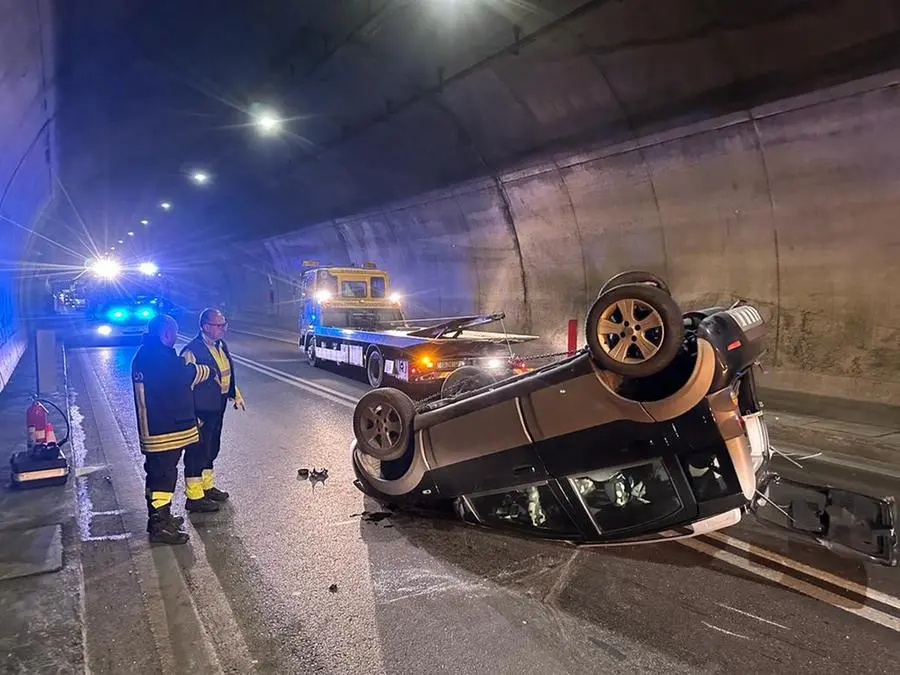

{"left": 66, "top": 327, "right": 900, "bottom": 675}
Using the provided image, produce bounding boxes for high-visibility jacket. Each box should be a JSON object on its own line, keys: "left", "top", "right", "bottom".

{"left": 181, "top": 334, "right": 242, "bottom": 413}
{"left": 131, "top": 334, "right": 212, "bottom": 453}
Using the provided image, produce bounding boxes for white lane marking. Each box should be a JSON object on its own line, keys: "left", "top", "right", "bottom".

{"left": 705, "top": 531, "right": 900, "bottom": 613}
{"left": 717, "top": 603, "right": 790, "bottom": 630}
{"left": 91, "top": 509, "right": 126, "bottom": 516}
{"left": 680, "top": 537, "right": 900, "bottom": 633}
{"left": 701, "top": 622, "right": 749, "bottom": 640}
{"left": 229, "top": 326, "right": 297, "bottom": 345}
{"left": 83, "top": 533, "right": 132, "bottom": 542}
{"left": 230, "top": 353, "right": 356, "bottom": 409}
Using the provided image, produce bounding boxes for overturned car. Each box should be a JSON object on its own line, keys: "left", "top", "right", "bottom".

{"left": 350, "top": 272, "right": 897, "bottom": 566}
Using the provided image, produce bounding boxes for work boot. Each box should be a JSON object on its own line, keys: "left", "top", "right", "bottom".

{"left": 145, "top": 503, "right": 185, "bottom": 532}
{"left": 204, "top": 486, "right": 229, "bottom": 502}
{"left": 147, "top": 506, "right": 189, "bottom": 545}
{"left": 186, "top": 496, "right": 220, "bottom": 513}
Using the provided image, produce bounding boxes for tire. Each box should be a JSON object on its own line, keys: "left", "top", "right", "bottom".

{"left": 353, "top": 388, "right": 416, "bottom": 461}
{"left": 598, "top": 270, "right": 670, "bottom": 297}
{"left": 304, "top": 337, "right": 318, "bottom": 367}
{"left": 586, "top": 283, "right": 684, "bottom": 378}
{"left": 366, "top": 348, "right": 384, "bottom": 388}
{"left": 441, "top": 365, "right": 497, "bottom": 398}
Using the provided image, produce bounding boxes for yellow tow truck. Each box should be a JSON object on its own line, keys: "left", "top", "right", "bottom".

{"left": 296, "top": 261, "right": 538, "bottom": 390}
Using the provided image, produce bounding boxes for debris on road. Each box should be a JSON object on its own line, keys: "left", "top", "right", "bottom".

{"left": 296, "top": 467, "right": 328, "bottom": 486}
{"left": 329, "top": 583, "right": 338, "bottom": 593}
{"left": 354, "top": 510, "right": 393, "bottom": 524}
{"left": 297, "top": 468, "right": 309, "bottom": 479}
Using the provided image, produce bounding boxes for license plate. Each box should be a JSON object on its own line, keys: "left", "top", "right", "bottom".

{"left": 438, "top": 359, "right": 465, "bottom": 370}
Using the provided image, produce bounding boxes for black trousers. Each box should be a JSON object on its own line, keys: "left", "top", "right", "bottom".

{"left": 184, "top": 408, "right": 225, "bottom": 479}
{"left": 144, "top": 449, "right": 182, "bottom": 513}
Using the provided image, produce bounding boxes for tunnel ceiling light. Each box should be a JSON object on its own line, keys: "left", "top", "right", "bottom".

{"left": 160, "top": 201, "right": 171, "bottom": 210}
{"left": 117, "top": 239, "right": 124, "bottom": 244}
{"left": 141, "top": 219, "right": 149, "bottom": 225}
{"left": 128, "top": 231, "right": 135, "bottom": 237}
{"left": 191, "top": 171, "right": 209, "bottom": 185}
{"left": 255, "top": 112, "right": 282, "bottom": 135}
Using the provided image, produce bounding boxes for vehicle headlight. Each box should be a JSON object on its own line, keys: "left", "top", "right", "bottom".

{"left": 138, "top": 261, "right": 158, "bottom": 276}
{"left": 486, "top": 358, "right": 502, "bottom": 369}
{"left": 96, "top": 325, "right": 112, "bottom": 336}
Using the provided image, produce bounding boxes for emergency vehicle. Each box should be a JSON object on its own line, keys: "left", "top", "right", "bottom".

{"left": 297, "top": 261, "right": 539, "bottom": 389}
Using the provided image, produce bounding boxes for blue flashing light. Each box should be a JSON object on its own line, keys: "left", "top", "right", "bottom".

{"left": 135, "top": 307, "right": 156, "bottom": 320}
{"left": 107, "top": 307, "right": 130, "bottom": 322}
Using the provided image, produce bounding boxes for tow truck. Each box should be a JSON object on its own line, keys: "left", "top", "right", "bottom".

{"left": 297, "top": 262, "right": 539, "bottom": 392}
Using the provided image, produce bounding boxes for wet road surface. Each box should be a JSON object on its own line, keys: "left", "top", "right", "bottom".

{"left": 66, "top": 328, "right": 900, "bottom": 674}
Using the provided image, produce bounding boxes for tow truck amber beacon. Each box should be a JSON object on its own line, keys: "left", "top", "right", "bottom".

{"left": 297, "top": 261, "right": 538, "bottom": 392}
{"left": 349, "top": 271, "right": 898, "bottom": 567}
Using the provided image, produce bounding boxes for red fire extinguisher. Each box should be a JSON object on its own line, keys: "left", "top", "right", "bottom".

{"left": 27, "top": 398, "right": 49, "bottom": 450}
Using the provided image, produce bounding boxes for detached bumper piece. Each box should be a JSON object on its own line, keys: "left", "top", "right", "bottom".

{"left": 752, "top": 473, "right": 898, "bottom": 567}
{"left": 10, "top": 447, "right": 70, "bottom": 490}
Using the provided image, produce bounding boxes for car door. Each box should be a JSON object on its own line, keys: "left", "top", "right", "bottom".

{"left": 752, "top": 473, "right": 897, "bottom": 566}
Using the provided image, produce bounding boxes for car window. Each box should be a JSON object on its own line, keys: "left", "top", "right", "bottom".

{"left": 371, "top": 276, "right": 386, "bottom": 298}
{"left": 467, "top": 482, "right": 579, "bottom": 535}
{"left": 567, "top": 459, "right": 683, "bottom": 534}
{"left": 341, "top": 280, "right": 367, "bottom": 298}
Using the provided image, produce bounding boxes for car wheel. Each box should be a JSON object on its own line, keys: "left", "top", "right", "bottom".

{"left": 441, "top": 365, "right": 496, "bottom": 398}
{"left": 353, "top": 388, "right": 415, "bottom": 461}
{"left": 598, "top": 270, "right": 670, "bottom": 297}
{"left": 586, "top": 282, "right": 684, "bottom": 378}
{"left": 305, "top": 338, "right": 318, "bottom": 367}
{"left": 366, "top": 348, "right": 384, "bottom": 387}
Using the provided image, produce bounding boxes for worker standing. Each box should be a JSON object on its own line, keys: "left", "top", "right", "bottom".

{"left": 131, "top": 314, "right": 211, "bottom": 544}
{"left": 180, "top": 307, "right": 245, "bottom": 512}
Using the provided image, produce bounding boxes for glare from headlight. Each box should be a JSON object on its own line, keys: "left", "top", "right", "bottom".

{"left": 486, "top": 358, "right": 502, "bottom": 369}
{"left": 96, "top": 325, "right": 112, "bottom": 336}
{"left": 90, "top": 258, "right": 121, "bottom": 279}
{"left": 315, "top": 290, "right": 332, "bottom": 303}
{"left": 138, "top": 261, "right": 159, "bottom": 276}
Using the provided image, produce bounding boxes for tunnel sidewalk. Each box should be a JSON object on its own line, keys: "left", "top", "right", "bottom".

{"left": 225, "top": 319, "right": 900, "bottom": 473}
{"left": 0, "top": 340, "right": 84, "bottom": 672}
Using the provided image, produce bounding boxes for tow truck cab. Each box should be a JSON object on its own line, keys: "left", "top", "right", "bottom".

{"left": 298, "top": 261, "right": 404, "bottom": 334}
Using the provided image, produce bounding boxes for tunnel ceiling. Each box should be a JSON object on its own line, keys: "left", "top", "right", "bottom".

{"left": 39, "top": 0, "right": 900, "bottom": 266}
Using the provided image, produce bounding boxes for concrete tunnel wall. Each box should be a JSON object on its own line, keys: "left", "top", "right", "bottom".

{"left": 210, "top": 69, "right": 900, "bottom": 406}
{"left": 0, "top": 0, "right": 57, "bottom": 392}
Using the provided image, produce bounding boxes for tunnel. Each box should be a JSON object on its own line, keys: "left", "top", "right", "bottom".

{"left": 2, "top": 1, "right": 900, "bottom": 673}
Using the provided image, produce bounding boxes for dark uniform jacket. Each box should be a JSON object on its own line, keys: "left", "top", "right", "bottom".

{"left": 180, "top": 333, "right": 239, "bottom": 414}
{"left": 131, "top": 334, "right": 212, "bottom": 453}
